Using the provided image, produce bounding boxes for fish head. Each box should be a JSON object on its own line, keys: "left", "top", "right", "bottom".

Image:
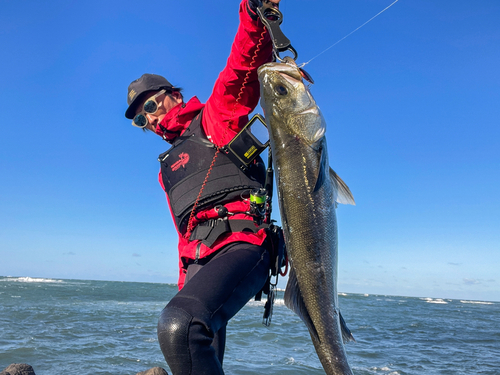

{"left": 258, "top": 60, "right": 326, "bottom": 146}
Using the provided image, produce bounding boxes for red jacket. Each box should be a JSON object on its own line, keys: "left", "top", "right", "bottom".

{"left": 156, "top": 0, "right": 274, "bottom": 289}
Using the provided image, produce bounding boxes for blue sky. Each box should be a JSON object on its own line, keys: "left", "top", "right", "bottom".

{"left": 1, "top": 0, "right": 499, "bottom": 302}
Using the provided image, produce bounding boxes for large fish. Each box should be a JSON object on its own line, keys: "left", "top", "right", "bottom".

{"left": 258, "top": 58, "right": 356, "bottom": 375}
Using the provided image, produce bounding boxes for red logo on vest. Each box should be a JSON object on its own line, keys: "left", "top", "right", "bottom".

{"left": 171, "top": 153, "right": 190, "bottom": 171}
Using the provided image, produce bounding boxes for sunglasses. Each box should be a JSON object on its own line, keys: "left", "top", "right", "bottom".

{"left": 132, "top": 89, "right": 166, "bottom": 128}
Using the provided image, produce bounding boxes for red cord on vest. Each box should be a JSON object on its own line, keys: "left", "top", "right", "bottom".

{"left": 184, "top": 29, "right": 268, "bottom": 238}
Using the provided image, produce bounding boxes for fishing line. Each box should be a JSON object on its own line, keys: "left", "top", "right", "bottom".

{"left": 301, "top": 0, "right": 400, "bottom": 67}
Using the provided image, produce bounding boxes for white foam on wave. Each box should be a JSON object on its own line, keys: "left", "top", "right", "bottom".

{"left": 274, "top": 298, "right": 285, "bottom": 306}
{"left": 421, "top": 297, "right": 448, "bottom": 304}
{"left": 2, "top": 277, "right": 64, "bottom": 283}
{"left": 369, "top": 366, "right": 400, "bottom": 374}
{"left": 246, "top": 298, "right": 286, "bottom": 308}
{"left": 460, "top": 300, "right": 494, "bottom": 305}
{"left": 246, "top": 300, "right": 265, "bottom": 307}
{"left": 285, "top": 357, "right": 296, "bottom": 365}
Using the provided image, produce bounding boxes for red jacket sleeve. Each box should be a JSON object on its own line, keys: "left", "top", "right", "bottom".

{"left": 202, "top": 0, "right": 273, "bottom": 147}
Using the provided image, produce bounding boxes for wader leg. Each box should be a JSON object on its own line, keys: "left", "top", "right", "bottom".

{"left": 184, "top": 263, "right": 226, "bottom": 364}
{"left": 212, "top": 324, "right": 226, "bottom": 365}
{"left": 157, "top": 243, "right": 269, "bottom": 375}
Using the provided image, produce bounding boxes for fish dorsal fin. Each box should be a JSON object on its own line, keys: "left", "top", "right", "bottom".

{"left": 339, "top": 311, "right": 355, "bottom": 344}
{"left": 330, "top": 168, "right": 355, "bottom": 205}
{"left": 284, "top": 266, "right": 319, "bottom": 341}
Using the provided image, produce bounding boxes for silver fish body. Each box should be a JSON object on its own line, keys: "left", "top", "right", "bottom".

{"left": 258, "top": 60, "right": 355, "bottom": 375}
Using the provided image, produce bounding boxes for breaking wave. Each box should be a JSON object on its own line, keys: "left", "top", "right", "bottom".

{"left": 421, "top": 297, "right": 449, "bottom": 304}
{"left": 1, "top": 276, "right": 64, "bottom": 283}
{"left": 460, "top": 300, "right": 494, "bottom": 305}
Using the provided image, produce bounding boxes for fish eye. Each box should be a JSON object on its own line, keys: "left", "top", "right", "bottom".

{"left": 275, "top": 85, "right": 288, "bottom": 96}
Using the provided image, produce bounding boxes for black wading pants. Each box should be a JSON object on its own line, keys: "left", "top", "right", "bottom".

{"left": 157, "top": 242, "right": 270, "bottom": 375}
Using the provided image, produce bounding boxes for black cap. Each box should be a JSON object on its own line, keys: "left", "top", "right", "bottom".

{"left": 125, "top": 73, "right": 173, "bottom": 119}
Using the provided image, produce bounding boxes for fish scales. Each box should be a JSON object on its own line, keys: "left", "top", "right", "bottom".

{"left": 258, "top": 59, "right": 355, "bottom": 375}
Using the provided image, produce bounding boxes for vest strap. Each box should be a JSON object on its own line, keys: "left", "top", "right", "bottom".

{"left": 189, "top": 219, "right": 268, "bottom": 248}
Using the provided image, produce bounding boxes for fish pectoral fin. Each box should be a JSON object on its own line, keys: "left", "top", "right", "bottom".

{"left": 330, "top": 168, "right": 356, "bottom": 206}
{"left": 284, "top": 267, "right": 320, "bottom": 341}
{"left": 313, "top": 145, "right": 327, "bottom": 193}
{"left": 339, "top": 311, "right": 355, "bottom": 344}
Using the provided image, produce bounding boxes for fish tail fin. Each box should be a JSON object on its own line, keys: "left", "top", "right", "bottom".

{"left": 339, "top": 311, "right": 356, "bottom": 343}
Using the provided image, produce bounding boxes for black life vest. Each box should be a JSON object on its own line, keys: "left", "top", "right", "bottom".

{"left": 158, "top": 110, "right": 266, "bottom": 233}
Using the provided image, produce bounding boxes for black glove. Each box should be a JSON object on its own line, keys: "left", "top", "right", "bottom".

{"left": 247, "top": 0, "right": 262, "bottom": 20}
{"left": 248, "top": 1, "right": 280, "bottom": 21}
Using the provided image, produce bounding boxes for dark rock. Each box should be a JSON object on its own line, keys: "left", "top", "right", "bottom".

{"left": 135, "top": 367, "right": 169, "bottom": 375}
{"left": 0, "top": 364, "right": 36, "bottom": 375}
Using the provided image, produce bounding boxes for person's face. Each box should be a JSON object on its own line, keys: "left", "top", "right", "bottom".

{"left": 134, "top": 90, "right": 183, "bottom": 132}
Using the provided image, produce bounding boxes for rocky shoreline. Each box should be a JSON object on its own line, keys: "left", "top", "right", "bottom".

{"left": 0, "top": 364, "right": 169, "bottom": 375}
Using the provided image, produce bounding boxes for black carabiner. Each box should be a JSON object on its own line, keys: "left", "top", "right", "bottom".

{"left": 256, "top": 1, "right": 298, "bottom": 62}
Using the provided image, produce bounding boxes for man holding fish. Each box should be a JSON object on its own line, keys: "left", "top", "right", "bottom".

{"left": 124, "top": 1, "right": 281, "bottom": 374}
{"left": 125, "top": 0, "right": 358, "bottom": 374}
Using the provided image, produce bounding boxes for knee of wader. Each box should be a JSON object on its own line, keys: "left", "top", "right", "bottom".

{"left": 157, "top": 306, "right": 193, "bottom": 371}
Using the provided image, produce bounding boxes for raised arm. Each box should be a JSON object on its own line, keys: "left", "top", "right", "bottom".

{"left": 202, "top": 0, "right": 278, "bottom": 146}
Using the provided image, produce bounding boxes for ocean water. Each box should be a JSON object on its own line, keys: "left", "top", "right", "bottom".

{"left": 1, "top": 277, "right": 499, "bottom": 375}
